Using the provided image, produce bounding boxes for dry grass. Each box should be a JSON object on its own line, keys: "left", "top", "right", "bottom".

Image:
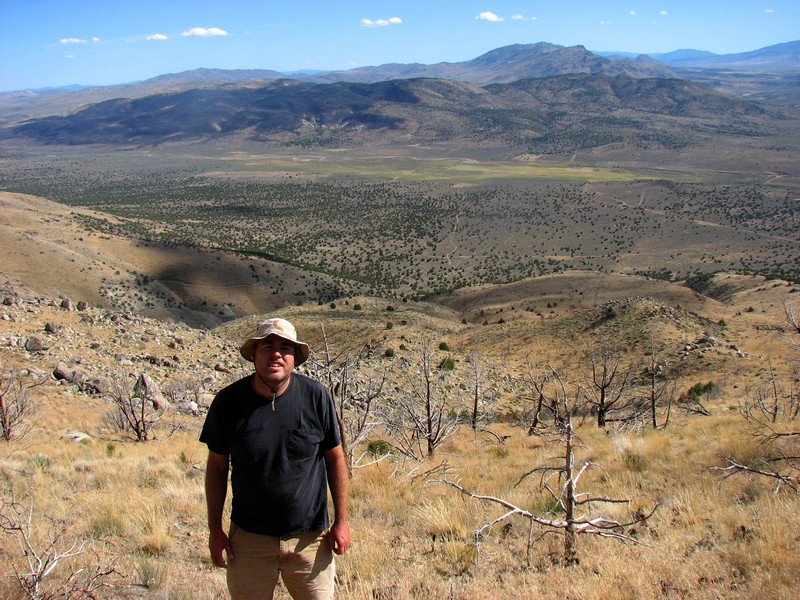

{"left": 2, "top": 372, "right": 799, "bottom": 600}
{"left": 2, "top": 252, "right": 799, "bottom": 598}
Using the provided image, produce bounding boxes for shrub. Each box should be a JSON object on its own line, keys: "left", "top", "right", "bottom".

{"left": 367, "top": 440, "right": 390, "bottom": 457}
{"left": 439, "top": 342, "right": 451, "bottom": 351}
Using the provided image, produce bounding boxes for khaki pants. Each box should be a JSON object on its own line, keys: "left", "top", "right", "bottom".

{"left": 227, "top": 524, "right": 335, "bottom": 600}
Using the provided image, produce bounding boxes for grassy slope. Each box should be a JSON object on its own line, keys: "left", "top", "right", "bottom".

{"left": 1, "top": 260, "right": 798, "bottom": 599}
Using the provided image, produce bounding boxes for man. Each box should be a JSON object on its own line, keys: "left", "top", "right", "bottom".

{"left": 200, "top": 318, "right": 349, "bottom": 600}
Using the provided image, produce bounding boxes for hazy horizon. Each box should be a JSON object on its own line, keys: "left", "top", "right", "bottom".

{"left": 1, "top": 1, "right": 798, "bottom": 92}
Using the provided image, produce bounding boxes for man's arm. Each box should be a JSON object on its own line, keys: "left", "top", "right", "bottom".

{"left": 324, "top": 445, "right": 350, "bottom": 555}
{"left": 205, "top": 450, "right": 233, "bottom": 567}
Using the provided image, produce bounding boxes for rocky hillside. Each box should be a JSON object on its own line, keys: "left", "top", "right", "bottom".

{"left": 2, "top": 73, "right": 782, "bottom": 153}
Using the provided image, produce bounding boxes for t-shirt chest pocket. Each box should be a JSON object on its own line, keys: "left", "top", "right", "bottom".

{"left": 287, "top": 428, "right": 324, "bottom": 460}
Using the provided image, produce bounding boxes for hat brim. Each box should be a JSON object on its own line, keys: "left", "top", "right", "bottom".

{"left": 240, "top": 334, "right": 309, "bottom": 365}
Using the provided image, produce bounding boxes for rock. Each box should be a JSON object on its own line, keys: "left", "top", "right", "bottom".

{"left": 197, "top": 393, "right": 215, "bottom": 408}
{"left": 76, "top": 301, "right": 88, "bottom": 311}
{"left": 60, "top": 298, "right": 74, "bottom": 311}
{"left": 62, "top": 430, "right": 93, "bottom": 443}
{"left": 134, "top": 372, "right": 168, "bottom": 410}
{"left": 177, "top": 401, "right": 199, "bottom": 416}
{"left": 44, "top": 322, "right": 57, "bottom": 333}
{"left": 24, "top": 365, "right": 48, "bottom": 380}
{"left": 53, "top": 362, "right": 73, "bottom": 381}
{"left": 25, "top": 336, "right": 45, "bottom": 352}
{"left": 69, "top": 367, "right": 92, "bottom": 390}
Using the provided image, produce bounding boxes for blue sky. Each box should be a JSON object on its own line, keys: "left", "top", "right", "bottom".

{"left": 1, "top": 1, "right": 797, "bottom": 91}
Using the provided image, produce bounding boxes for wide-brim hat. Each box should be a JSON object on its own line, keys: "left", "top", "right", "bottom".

{"left": 239, "top": 318, "right": 309, "bottom": 365}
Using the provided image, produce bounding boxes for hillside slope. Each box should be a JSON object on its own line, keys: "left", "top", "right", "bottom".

{"left": 3, "top": 75, "right": 781, "bottom": 154}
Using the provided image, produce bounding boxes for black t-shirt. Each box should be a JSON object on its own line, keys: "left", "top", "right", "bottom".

{"left": 199, "top": 373, "right": 341, "bottom": 536}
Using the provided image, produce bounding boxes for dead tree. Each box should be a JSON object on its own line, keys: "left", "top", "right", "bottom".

{"left": 466, "top": 351, "right": 497, "bottom": 431}
{"left": 582, "top": 344, "right": 632, "bottom": 427}
{"left": 519, "top": 366, "right": 551, "bottom": 435}
{"left": 0, "top": 471, "right": 119, "bottom": 599}
{"left": 306, "top": 326, "right": 389, "bottom": 474}
{"left": 386, "top": 339, "right": 459, "bottom": 459}
{"left": 103, "top": 372, "right": 167, "bottom": 441}
{"left": 710, "top": 302, "right": 800, "bottom": 492}
{"left": 436, "top": 366, "right": 657, "bottom": 567}
{"left": 639, "top": 339, "right": 676, "bottom": 429}
{"left": 711, "top": 366, "right": 799, "bottom": 492}
{"left": 0, "top": 369, "right": 37, "bottom": 441}
{"left": 784, "top": 297, "right": 800, "bottom": 352}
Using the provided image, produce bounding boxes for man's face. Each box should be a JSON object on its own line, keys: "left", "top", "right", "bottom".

{"left": 253, "top": 334, "right": 296, "bottom": 387}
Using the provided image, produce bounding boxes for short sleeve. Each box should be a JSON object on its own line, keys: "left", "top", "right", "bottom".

{"left": 199, "top": 391, "right": 230, "bottom": 456}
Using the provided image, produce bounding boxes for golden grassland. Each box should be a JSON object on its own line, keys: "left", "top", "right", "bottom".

{"left": 1, "top": 375, "right": 798, "bottom": 600}
{"left": 1, "top": 243, "right": 798, "bottom": 598}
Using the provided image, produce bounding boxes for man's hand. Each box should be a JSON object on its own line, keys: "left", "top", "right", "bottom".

{"left": 324, "top": 445, "right": 350, "bottom": 555}
{"left": 209, "top": 527, "right": 233, "bottom": 567}
{"left": 328, "top": 519, "right": 350, "bottom": 555}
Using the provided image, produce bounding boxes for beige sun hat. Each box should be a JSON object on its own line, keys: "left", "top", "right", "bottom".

{"left": 239, "top": 318, "right": 310, "bottom": 365}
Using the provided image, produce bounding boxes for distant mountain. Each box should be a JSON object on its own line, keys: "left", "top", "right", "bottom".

{"left": 0, "top": 43, "right": 675, "bottom": 124}
{"left": 1, "top": 40, "right": 797, "bottom": 128}
{"left": 3, "top": 74, "right": 775, "bottom": 154}
{"left": 653, "top": 41, "right": 800, "bottom": 69}
{"left": 651, "top": 49, "right": 719, "bottom": 64}
{"left": 295, "top": 43, "right": 677, "bottom": 85}
{"left": 145, "top": 67, "right": 286, "bottom": 85}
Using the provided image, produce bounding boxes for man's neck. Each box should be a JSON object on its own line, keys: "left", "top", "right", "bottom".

{"left": 252, "top": 371, "right": 291, "bottom": 399}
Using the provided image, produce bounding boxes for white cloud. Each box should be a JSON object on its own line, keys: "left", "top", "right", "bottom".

{"left": 476, "top": 11, "right": 505, "bottom": 22}
{"left": 600, "top": 20, "right": 613, "bottom": 25}
{"left": 147, "top": 33, "right": 168, "bottom": 41}
{"left": 765, "top": 9, "right": 775, "bottom": 13}
{"left": 512, "top": 14, "right": 526, "bottom": 20}
{"left": 181, "top": 27, "right": 229, "bottom": 37}
{"left": 60, "top": 37, "right": 98, "bottom": 44}
{"left": 660, "top": 10, "right": 668, "bottom": 15}
{"left": 629, "top": 10, "right": 637, "bottom": 16}
{"left": 360, "top": 17, "right": 402, "bottom": 27}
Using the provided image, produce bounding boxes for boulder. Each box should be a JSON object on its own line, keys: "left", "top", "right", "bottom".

{"left": 25, "top": 336, "right": 45, "bottom": 352}
{"left": 62, "top": 430, "right": 93, "bottom": 443}
{"left": 53, "top": 362, "right": 72, "bottom": 381}
{"left": 197, "top": 393, "right": 215, "bottom": 409}
{"left": 134, "top": 372, "right": 168, "bottom": 410}
{"left": 177, "top": 401, "right": 199, "bottom": 416}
